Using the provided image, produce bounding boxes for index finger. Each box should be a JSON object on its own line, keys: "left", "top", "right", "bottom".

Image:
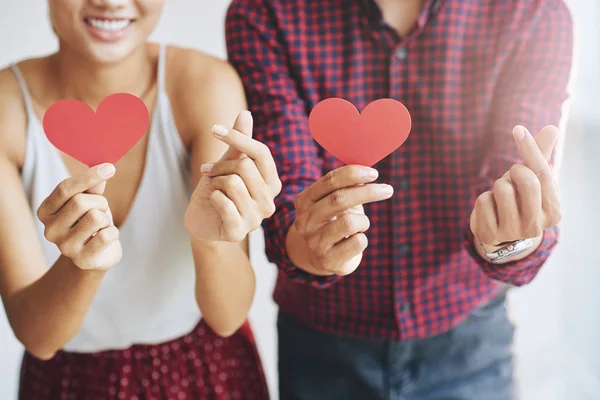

{"left": 212, "top": 125, "right": 278, "bottom": 184}
{"left": 301, "top": 165, "right": 380, "bottom": 205}
{"left": 513, "top": 125, "right": 559, "bottom": 202}
{"left": 42, "top": 163, "right": 115, "bottom": 216}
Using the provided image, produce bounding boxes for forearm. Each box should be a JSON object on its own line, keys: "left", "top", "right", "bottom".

{"left": 190, "top": 236, "right": 255, "bottom": 337}
{"left": 5, "top": 255, "right": 106, "bottom": 359}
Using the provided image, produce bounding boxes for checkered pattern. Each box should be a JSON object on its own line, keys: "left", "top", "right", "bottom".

{"left": 225, "top": 0, "right": 573, "bottom": 340}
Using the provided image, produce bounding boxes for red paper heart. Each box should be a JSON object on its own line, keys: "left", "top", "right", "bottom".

{"left": 308, "top": 98, "right": 412, "bottom": 166}
{"left": 42, "top": 93, "right": 149, "bottom": 167}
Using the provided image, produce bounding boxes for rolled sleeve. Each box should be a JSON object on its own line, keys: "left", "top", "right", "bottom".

{"left": 466, "top": 1, "right": 574, "bottom": 285}
{"left": 225, "top": 0, "right": 340, "bottom": 287}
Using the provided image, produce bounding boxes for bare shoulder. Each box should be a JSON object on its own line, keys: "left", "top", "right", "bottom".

{"left": 165, "top": 46, "right": 246, "bottom": 145}
{"left": 0, "top": 64, "right": 30, "bottom": 167}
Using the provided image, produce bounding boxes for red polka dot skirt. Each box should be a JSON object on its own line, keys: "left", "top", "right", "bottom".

{"left": 18, "top": 320, "right": 270, "bottom": 400}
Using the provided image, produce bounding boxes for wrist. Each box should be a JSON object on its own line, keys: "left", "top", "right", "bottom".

{"left": 474, "top": 234, "right": 542, "bottom": 264}
{"left": 286, "top": 224, "right": 334, "bottom": 276}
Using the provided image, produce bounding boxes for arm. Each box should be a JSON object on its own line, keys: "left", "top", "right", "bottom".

{"left": 0, "top": 158, "right": 107, "bottom": 360}
{"left": 225, "top": 1, "right": 394, "bottom": 284}
{"left": 466, "top": 2, "right": 574, "bottom": 285}
{"left": 0, "top": 73, "right": 119, "bottom": 359}
{"left": 224, "top": 1, "right": 336, "bottom": 287}
{"left": 171, "top": 51, "right": 258, "bottom": 337}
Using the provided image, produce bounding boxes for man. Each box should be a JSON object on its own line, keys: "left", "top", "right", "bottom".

{"left": 225, "top": 0, "right": 573, "bottom": 398}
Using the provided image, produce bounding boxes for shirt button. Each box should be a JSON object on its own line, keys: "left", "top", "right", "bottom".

{"left": 401, "top": 303, "right": 411, "bottom": 312}
{"left": 400, "top": 243, "right": 411, "bottom": 254}
{"left": 395, "top": 47, "right": 407, "bottom": 60}
{"left": 432, "top": 0, "right": 442, "bottom": 13}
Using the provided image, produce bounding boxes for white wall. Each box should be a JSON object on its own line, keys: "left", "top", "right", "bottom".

{"left": 1, "top": 1, "right": 598, "bottom": 400}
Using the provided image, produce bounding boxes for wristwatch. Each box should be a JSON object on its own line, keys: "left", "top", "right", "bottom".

{"left": 479, "top": 238, "right": 535, "bottom": 264}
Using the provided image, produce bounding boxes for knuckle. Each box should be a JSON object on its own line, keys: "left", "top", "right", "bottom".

{"left": 36, "top": 204, "right": 45, "bottom": 220}
{"left": 96, "top": 227, "right": 116, "bottom": 244}
{"left": 88, "top": 209, "right": 107, "bottom": 226}
{"left": 323, "top": 170, "right": 336, "bottom": 188}
{"left": 258, "top": 142, "right": 272, "bottom": 158}
{"left": 535, "top": 167, "right": 551, "bottom": 180}
{"left": 294, "top": 214, "right": 308, "bottom": 234}
{"left": 493, "top": 179, "right": 513, "bottom": 197}
{"left": 55, "top": 180, "right": 71, "bottom": 199}
{"left": 58, "top": 240, "right": 75, "bottom": 259}
{"left": 228, "top": 228, "right": 247, "bottom": 243}
{"left": 306, "top": 233, "right": 321, "bottom": 253}
{"left": 330, "top": 190, "right": 346, "bottom": 208}
{"left": 339, "top": 214, "right": 355, "bottom": 234}
{"left": 238, "top": 157, "right": 254, "bottom": 173}
{"left": 225, "top": 175, "right": 244, "bottom": 192}
{"left": 526, "top": 223, "right": 543, "bottom": 238}
{"left": 44, "top": 225, "right": 57, "bottom": 243}
{"left": 71, "top": 193, "right": 86, "bottom": 210}
{"left": 273, "top": 178, "right": 283, "bottom": 195}
{"left": 474, "top": 191, "right": 492, "bottom": 210}
{"left": 546, "top": 207, "right": 562, "bottom": 226}
{"left": 263, "top": 200, "right": 276, "bottom": 217}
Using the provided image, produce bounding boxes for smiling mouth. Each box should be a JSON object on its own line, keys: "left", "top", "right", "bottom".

{"left": 84, "top": 17, "right": 134, "bottom": 32}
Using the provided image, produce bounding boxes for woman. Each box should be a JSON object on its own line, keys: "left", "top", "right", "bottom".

{"left": 0, "top": 1, "right": 279, "bottom": 399}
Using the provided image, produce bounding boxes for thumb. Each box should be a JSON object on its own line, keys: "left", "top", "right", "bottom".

{"left": 86, "top": 181, "right": 106, "bottom": 195}
{"left": 219, "top": 110, "right": 253, "bottom": 161}
{"left": 533, "top": 125, "right": 559, "bottom": 162}
{"left": 85, "top": 164, "right": 113, "bottom": 195}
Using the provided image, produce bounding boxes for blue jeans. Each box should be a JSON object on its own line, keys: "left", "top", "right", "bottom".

{"left": 277, "top": 292, "right": 515, "bottom": 400}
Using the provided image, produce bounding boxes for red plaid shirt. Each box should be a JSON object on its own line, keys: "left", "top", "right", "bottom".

{"left": 225, "top": 0, "right": 573, "bottom": 340}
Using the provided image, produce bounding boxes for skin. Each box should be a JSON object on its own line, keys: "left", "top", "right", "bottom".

{"left": 282, "top": 0, "right": 562, "bottom": 277}
{"left": 0, "top": 0, "right": 280, "bottom": 360}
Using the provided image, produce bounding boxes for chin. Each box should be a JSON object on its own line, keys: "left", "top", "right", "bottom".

{"left": 85, "top": 41, "right": 142, "bottom": 65}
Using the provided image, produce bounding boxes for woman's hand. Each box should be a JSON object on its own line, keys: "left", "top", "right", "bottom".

{"left": 37, "top": 163, "right": 122, "bottom": 270}
{"left": 185, "top": 110, "right": 282, "bottom": 242}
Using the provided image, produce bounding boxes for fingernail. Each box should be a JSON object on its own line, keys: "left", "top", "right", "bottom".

{"left": 365, "top": 168, "right": 379, "bottom": 179}
{"left": 201, "top": 163, "right": 214, "bottom": 173}
{"left": 380, "top": 184, "right": 394, "bottom": 196}
{"left": 98, "top": 164, "right": 115, "bottom": 178}
{"left": 241, "top": 110, "right": 252, "bottom": 118}
{"left": 514, "top": 126, "right": 526, "bottom": 140}
{"left": 212, "top": 125, "right": 229, "bottom": 136}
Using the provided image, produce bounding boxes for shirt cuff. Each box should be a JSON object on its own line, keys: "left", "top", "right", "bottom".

{"left": 263, "top": 207, "right": 341, "bottom": 289}
{"left": 464, "top": 224, "right": 559, "bottom": 286}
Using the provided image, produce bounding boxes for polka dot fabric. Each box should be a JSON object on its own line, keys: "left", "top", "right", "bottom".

{"left": 18, "top": 320, "right": 270, "bottom": 400}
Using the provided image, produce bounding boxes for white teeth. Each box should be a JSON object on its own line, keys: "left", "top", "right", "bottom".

{"left": 86, "top": 18, "right": 131, "bottom": 32}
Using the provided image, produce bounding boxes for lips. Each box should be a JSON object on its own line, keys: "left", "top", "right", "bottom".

{"left": 83, "top": 17, "right": 135, "bottom": 41}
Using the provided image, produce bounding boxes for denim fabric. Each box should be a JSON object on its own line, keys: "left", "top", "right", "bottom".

{"left": 278, "top": 293, "right": 515, "bottom": 400}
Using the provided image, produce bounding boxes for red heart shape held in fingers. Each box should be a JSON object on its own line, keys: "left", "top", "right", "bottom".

{"left": 42, "top": 93, "right": 149, "bottom": 167}
{"left": 308, "top": 98, "right": 412, "bottom": 166}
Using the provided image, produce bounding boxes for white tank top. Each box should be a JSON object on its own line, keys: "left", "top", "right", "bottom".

{"left": 10, "top": 44, "right": 202, "bottom": 353}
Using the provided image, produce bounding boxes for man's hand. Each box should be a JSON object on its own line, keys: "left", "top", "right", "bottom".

{"left": 470, "top": 125, "right": 562, "bottom": 252}
{"left": 288, "top": 165, "right": 394, "bottom": 276}
{"left": 185, "top": 111, "right": 282, "bottom": 242}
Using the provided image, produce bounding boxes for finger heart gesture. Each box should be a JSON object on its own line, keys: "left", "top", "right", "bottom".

{"left": 185, "top": 111, "right": 282, "bottom": 242}
{"left": 470, "top": 125, "right": 562, "bottom": 247}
